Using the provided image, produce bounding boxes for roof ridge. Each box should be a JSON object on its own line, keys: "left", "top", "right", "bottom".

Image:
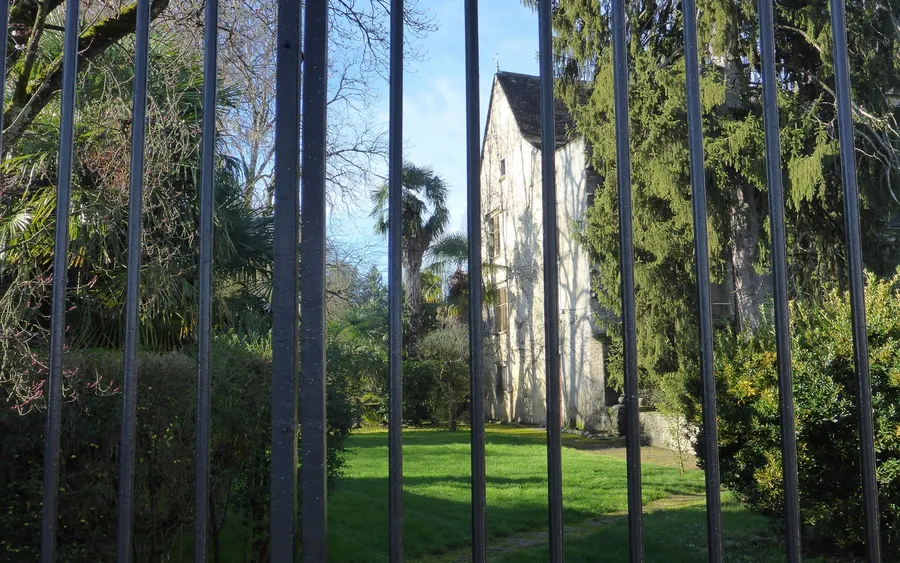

{"left": 496, "top": 70, "right": 539, "bottom": 80}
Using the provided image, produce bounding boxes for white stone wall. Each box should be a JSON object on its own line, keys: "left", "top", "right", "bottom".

{"left": 556, "top": 139, "right": 606, "bottom": 429}
{"left": 481, "top": 77, "right": 605, "bottom": 429}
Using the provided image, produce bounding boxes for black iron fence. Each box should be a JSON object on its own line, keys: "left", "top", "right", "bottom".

{"left": 28, "top": 0, "right": 881, "bottom": 561}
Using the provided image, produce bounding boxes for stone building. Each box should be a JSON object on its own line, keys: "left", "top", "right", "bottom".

{"left": 480, "top": 71, "right": 736, "bottom": 437}
{"left": 481, "top": 71, "right": 609, "bottom": 429}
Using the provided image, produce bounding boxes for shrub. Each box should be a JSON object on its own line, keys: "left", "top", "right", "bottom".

{"left": 401, "top": 359, "right": 441, "bottom": 425}
{"left": 0, "top": 337, "right": 352, "bottom": 562}
{"left": 688, "top": 273, "right": 900, "bottom": 556}
{"left": 415, "top": 325, "right": 475, "bottom": 432}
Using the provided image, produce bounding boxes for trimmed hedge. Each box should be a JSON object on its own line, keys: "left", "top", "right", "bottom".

{"left": 0, "top": 337, "right": 352, "bottom": 562}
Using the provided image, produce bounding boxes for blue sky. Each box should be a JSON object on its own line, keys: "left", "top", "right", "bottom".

{"left": 329, "top": 1, "right": 539, "bottom": 273}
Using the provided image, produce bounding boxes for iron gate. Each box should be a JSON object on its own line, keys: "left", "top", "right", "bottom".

{"left": 28, "top": 0, "right": 881, "bottom": 561}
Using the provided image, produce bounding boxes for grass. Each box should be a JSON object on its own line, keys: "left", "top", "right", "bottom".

{"left": 326, "top": 424, "right": 809, "bottom": 562}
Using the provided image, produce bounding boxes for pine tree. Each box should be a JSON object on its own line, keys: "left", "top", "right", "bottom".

{"left": 536, "top": 0, "right": 900, "bottom": 390}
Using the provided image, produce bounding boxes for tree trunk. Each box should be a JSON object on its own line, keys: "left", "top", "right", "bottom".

{"left": 404, "top": 247, "right": 425, "bottom": 355}
{"left": 730, "top": 181, "right": 766, "bottom": 332}
{"left": 3, "top": 0, "right": 172, "bottom": 150}
{"left": 711, "top": 31, "right": 767, "bottom": 333}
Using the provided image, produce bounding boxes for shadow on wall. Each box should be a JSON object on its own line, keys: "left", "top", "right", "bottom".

{"left": 511, "top": 189, "right": 545, "bottom": 424}
{"left": 561, "top": 151, "right": 610, "bottom": 430}
{"left": 558, "top": 151, "right": 584, "bottom": 428}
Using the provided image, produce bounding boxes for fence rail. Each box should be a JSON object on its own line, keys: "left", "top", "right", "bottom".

{"left": 30, "top": 0, "right": 882, "bottom": 561}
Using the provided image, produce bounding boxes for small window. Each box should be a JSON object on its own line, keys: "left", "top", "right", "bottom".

{"left": 495, "top": 287, "right": 509, "bottom": 334}
{"left": 496, "top": 363, "right": 506, "bottom": 395}
{"left": 488, "top": 214, "right": 501, "bottom": 260}
{"left": 499, "top": 159, "right": 506, "bottom": 177}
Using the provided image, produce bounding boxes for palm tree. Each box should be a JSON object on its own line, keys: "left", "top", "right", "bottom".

{"left": 371, "top": 164, "right": 449, "bottom": 351}
{"left": 424, "top": 232, "right": 502, "bottom": 322}
{"left": 426, "top": 232, "right": 470, "bottom": 275}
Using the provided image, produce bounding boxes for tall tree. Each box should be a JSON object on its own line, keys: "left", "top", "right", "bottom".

{"left": 207, "top": 0, "right": 435, "bottom": 206}
{"left": 3, "top": 0, "right": 172, "bottom": 150}
{"left": 529, "top": 0, "right": 900, "bottom": 389}
{"left": 424, "top": 231, "right": 501, "bottom": 322}
{"left": 371, "top": 164, "right": 450, "bottom": 351}
{"left": 3, "top": 0, "right": 434, "bottom": 208}
{"left": 0, "top": 38, "right": 272, "bottom": 351}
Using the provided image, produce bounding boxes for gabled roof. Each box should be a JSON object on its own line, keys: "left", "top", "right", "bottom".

{"left": 494, "top": 71, "right": 577, "bottom": 149}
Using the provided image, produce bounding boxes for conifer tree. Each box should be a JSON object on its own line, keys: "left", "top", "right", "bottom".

{"left": 527, "top": 0, "right": 900, "bottom": 389}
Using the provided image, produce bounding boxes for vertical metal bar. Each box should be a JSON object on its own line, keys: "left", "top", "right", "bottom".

{"left": 0, "top": 0, "right": 10, "bottom": 157}
{"left": 537, "top": 1, "right": 564, "bottom": 560}
{"left": 271, "top": 0, "right": 302, "bottom": 559}
{"left": 388, "top": 0, "right": 404, "bottom": 560}
{"left": 116, "top": 0, "right": 153, "bottom": 559}
{"left": 757, "top": 1, "right": 802, "bottom": 559}
{"left": 40, "top": 1, "right": 80, "bottom": 560}
{"left": 829, "top": 1, "right": 882, "bottom": 559}
{"left": 194, "top": 0, "right": 219, "bottom": 558}
{"left": 609, "top": 0, "right": 644, "bottom": 559}
{"left": 300, "top": 1, "right": 329, "bottom": 561}
{"left": 680, "top": 1, "right": 724, "bottom": 561}
{"left": 464, "top": 1, "right": 486, "bottom": 560}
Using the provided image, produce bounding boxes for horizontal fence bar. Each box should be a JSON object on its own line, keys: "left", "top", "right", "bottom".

{"left": 300, "top": 0, "right": 330, "bottom": 560}
{"left": 194, "top": 0, "right": 219, "bottom": 558}
{"left": 117, "top": 0, "right": 154, "bottom": 559}
{"left": 537, "top": 1, "right": 564, "bottom": 561}
{"left": 464, "top": 0, "right": 487, "bottom": 561}
{"left": 271, "top": 0, "right": 302, "bottom": 559}
{"left": 388, "top": 0, "right": 404, "bottom": 560}
{"left": 828, "top": 0, "right": 882, "bottom": 559}
{"left": 757, "top": 0, "right": 803, "bottom": 559}
{"left": 680, "top": 0, "right": 724, "bottom": 559}
{"left": 40, "top": 0, "right": 81, "bottom": 560}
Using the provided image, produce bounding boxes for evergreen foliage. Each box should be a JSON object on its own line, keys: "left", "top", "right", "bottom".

{"left": 539, "top": 0, "right": 900, "bottom": 390}
{"left": 0, "top": 39, "right": 272, "bottom": 404}
{"left": 0, "top": 337, "right": 352, "bottom": 561}
{"left": 689, "top": 273, "right": 900, "bottom": 554}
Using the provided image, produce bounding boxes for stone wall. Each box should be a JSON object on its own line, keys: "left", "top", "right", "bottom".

{"left": 638, "top": 411, "right": 697, "bottom": 452}
{"left": 580, "top": 406, "right": 697, "bottom": 453}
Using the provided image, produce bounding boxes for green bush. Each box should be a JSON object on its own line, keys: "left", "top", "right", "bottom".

{"left": 416, "top": 326, "right": 472, "bottom": 432}
{"left": 688, "top": 273, "right": 900, "bottom": 556}
{"left": 401, "top": 359, "right": 441, "bottom": 425}
{"left": 0, "top": 337, "right": 352, "bottom": 562}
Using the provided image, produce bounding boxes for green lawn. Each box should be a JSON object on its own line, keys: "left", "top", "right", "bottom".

{"left": 327, "top": 424, "right": 807, "bottom": 562}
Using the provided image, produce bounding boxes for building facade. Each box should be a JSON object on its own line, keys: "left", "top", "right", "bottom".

{"left": 481, "top": 72, "right": 609, "bottom": 429}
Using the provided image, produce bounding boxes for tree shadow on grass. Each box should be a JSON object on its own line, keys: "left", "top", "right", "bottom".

{"left": 327, "top": 477, "right": 602, "bottom": 563}
{"left": 485, "top": 500, "right": 820, "bottom": 563}
{"left": 346, "top": 425, "right": 625, "bottom": 451}
{"left": 330, "top": 488, "right": 821, "bottom": 563}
